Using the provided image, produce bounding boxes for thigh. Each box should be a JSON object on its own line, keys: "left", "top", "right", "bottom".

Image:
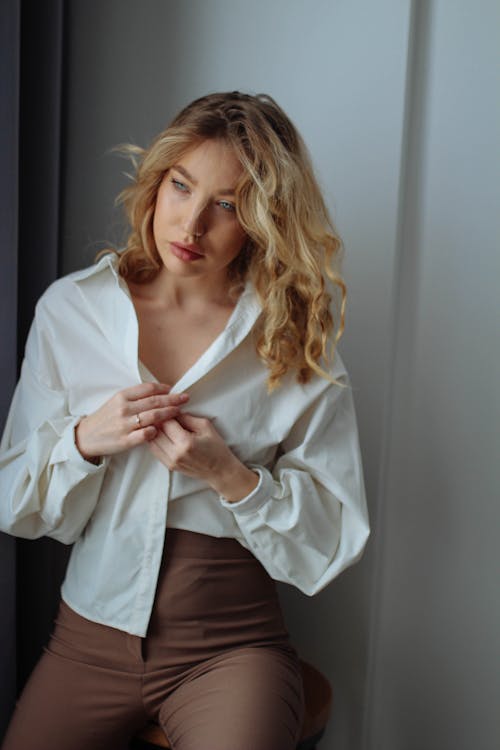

{"left": 1, "top": 649, "right": 146, "bottom": 750}
{"left": 158, "top": 645, "right": 305, "bottom": 750}
{"left": 1, "top": 602, "right": 148, "bottom": 750}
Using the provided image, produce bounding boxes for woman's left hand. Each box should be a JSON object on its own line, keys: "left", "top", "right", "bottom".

{"left": 148, "top": 413, "right": 259, "bottom": 503}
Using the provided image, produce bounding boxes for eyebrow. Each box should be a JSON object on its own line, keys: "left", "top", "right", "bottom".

{"left": 171, "top": 164, "right": 236, "bottom": 196}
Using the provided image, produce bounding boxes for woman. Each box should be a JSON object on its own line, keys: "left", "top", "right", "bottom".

{"left": 0, "top": 92, "right": 369, "bottom": 750}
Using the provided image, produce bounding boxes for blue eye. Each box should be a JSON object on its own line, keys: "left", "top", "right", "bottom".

{"left": 171, "top": 178, "right": 189, "bottom": 192}
{"left": 218, "top": 200, "right": 235, "bottom": 212}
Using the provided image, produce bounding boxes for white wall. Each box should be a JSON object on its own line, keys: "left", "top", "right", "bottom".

{"left": 61, "top": 2, "right": 499, "bottom": 749}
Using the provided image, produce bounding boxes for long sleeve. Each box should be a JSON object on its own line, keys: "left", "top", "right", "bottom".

{"left": 0, "top": 256, "right": 370, "bottom": 634}
{"left": 0, "top": 302, "right": 108, "bottom": 543}
{"left": 219, "top": 373, "right": 370, "bottom": 595}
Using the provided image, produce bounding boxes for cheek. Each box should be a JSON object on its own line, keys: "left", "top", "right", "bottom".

{"left": 225, "top": 227, "right": 247, "bottom": 258}
{"left": 153, "top": 192, "right": 176, "bottom": 234}
{"left": 228, "top": 220, "right": 247, "bottom": 246}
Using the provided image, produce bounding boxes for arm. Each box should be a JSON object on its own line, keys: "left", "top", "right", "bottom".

{"left": 218, "top": 375, "right": 370, "bottom": 595}
{"left": 0, "top": 302, "right": 188, "bottom": 543}
{"left": 0, "top": 347, "right": 108, "bottom": 544}
{"left": 148, "top": 371, "right": 369, "bottom": 595}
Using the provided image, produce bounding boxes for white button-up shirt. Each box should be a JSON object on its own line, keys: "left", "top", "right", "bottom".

{"left": 0, "top": 253, "right": 369, "bottom": 636}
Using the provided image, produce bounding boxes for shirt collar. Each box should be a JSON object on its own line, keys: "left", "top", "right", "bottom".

{"left": 71, "top": 252, "right": 263, "bottom": 391}
{"left": 69, "top": 251, "right": 121, "bottom": 282}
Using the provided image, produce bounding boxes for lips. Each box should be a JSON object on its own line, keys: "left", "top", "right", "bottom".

{"left": 170, "top": 242, "right": 204, "bottom": 262}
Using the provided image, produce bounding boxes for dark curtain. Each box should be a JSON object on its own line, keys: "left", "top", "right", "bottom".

{"left": 0, "top": 0, "right": 68, "bottom": 736}
{"left": 0, "top": 0, "right": 20, "bottom": 738}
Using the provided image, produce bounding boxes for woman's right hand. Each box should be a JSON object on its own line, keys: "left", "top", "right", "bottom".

{"left": 74, "top": 382, "right": 189, "bottom": 463}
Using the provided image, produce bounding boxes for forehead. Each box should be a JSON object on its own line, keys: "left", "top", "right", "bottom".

{"left": 174, "top": 140, "right": 243, "bottom": 188}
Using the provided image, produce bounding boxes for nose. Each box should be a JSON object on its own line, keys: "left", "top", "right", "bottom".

{"left": 182, "top": 201, "right": 207, "bottom": 239}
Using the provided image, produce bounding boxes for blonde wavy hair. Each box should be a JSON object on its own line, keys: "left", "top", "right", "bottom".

{"left": 109, "top": 91, "right": 346, "bottom": 391}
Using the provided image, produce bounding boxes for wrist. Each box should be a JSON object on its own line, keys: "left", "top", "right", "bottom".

{"left": 209, "top": 457, "right": 259, "bottom": 504}
{"left": 75, "top": 418, "right": 101, "bottom": 465}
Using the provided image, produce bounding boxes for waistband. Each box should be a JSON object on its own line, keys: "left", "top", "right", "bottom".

{"left": 163, "top": 527, "right": 257, "bottom": 561}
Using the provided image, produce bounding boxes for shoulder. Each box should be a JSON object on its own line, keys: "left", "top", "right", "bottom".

{"left": 303, "top": 348, "right": 352, "bottom": 416}
{"left": 24, "top": 253, "right": 123, "bottom": 383}
{"left": 37, "top": 252, "right": 120, "bottom": 313}
{"left": 33, "top": 253, "right": 123, "bottom": 338}
{"left": 327, "top": 347, "right": 348, "bottom": 382}
{"left": 272, "top": 348, "right": 350, "bottom": 422}
{"left": 28, "top": 252, "right": 121, "bottom": 351}
{"left": 308, "top": 348, "right": 350, "bottom": 397}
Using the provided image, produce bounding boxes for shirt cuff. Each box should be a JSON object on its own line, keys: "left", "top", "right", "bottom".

{"left": 50, "top": 417, "right": 107, "bottom": 474}
{"left": 218, "top": 465, "right": 275, "bottom": 515}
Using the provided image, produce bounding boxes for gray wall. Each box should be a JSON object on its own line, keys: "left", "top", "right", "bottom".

{"left": 60, "top": 2, "right": 499, "bottom": 749}
{"left": 363, "top": 2, "right": 500, "bottom": 749}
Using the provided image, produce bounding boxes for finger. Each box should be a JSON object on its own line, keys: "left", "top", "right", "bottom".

{"left": 126, "top": 425, "right": 158, "bottom": 447}
{"left": 133, "top": 392, "right": 189, "bottom": 414}
{"left": 147, "top": 439, "right": 162, "bottom": 460}
{"left": 161, "top": 418, "right": 191, "bottom": 442}
{"left": 175, "top": 413, "right": 211, "bottom": 432}
{"left": 122, "top": 382, "right": 172, "bottom": 401}
{"left": 147, "top": 438, "right": 173, "bottom": 467}
{"left": 131, "top": 405, "right": 182, "bottom": 431}
{"left": 148, "top": 431, "right": 176, "bottom": 465}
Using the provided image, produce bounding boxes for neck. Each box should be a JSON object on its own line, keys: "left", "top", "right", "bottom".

{"left": 136, "top": 267, "right": 241, "bottom": 311}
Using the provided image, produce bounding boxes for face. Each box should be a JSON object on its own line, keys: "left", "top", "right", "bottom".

{"left": 152, "top": 139, "right": 247, "bottom": 287}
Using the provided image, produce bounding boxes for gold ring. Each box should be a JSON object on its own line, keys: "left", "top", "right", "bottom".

{"left": 135, "top": 413, "right": 141, "bottom": 427}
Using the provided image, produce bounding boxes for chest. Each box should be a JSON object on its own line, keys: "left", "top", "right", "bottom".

{"left": 64, "top": 284, "right": 302, "bottom": 466}
{"left": 134, "top": 304, "right": 234, "bottom": 387}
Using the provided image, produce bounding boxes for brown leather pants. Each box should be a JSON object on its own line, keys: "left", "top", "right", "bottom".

{"left": 2, "top": 529, "right": 304, "bottom": 750}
